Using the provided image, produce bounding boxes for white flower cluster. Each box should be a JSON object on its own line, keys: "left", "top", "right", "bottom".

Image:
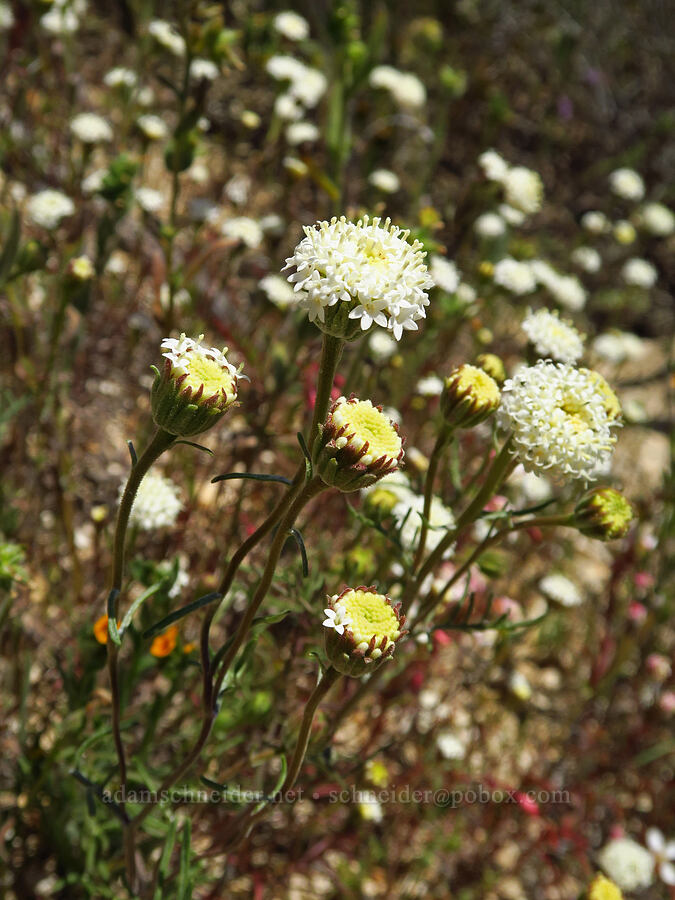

{"left": 266, "top": 55, "right": 327, "bottom": 111}
{"left": 369, "top": 65, "right": 426, "bottom": 108}
{"left": 27, "top": 189, "right": 75, "bottom": 229}
{"left": 285, "top": 121, "right": 319, "bottom": 145}
{"left": 368, "top": 169, "right": 400, "bottom": 193}
{"left": 136, "top": 187, "right": 164, "bottom": 214}
{"left": 570, "top": 246, "right": 601, "bottom": 273}
{"left": 148, "top": 19, "right": 185, "bottom": 56}
{"left": 41, "top": 0, "right": 85, "bottom": 35}
{"left": 529, "top": 260, "right": 587, "bottom": 310}
{"left": 539, "top": 573, "right": 582, "bottom": 607}
{"left": 598, "top": 837, "right": 654, "bottom": 891}
{"left": 429, "top": 256, "right": 461, "bottom": 294}
{"left": 474, "top": 212, "right": 506, "bottom": 238}
{"left": 639, "top": 202, "right": 675, "bottom": 236}
{"left": 104, "top": 67, "right": 137, "bottom": 89}
{"left": 498, "top": 360, "right": 621, "bottom": 481}
{"left": 592, "top": 330, "right": 645, "bottom": 364}
{"left": 259, "top": 273, "right": 296, "bottom": 309}
{"left": 273, "top": 11, "right": 309, "bottom": 41}
{"left": 621, "top": 257, "right": 657, "bottom": 288}
{"left": 70, "top": 113, "right": 113, "bottom": 144}
{"left": 222, "top": 217, "right": 263, "bottom": 248}
{"left": 581, "top": 210, "right": 610, "bottom": 234}
{"left": 609, "top": 167, "right": 645, "bottom": 201}
{"left": 284, "top": 216, "right": 434, "bottom": 339}
{"left": 479, "top": 150, "right": 543, "bottom": 215}
{"left": 190, "top": 59, "right": 219, "bottom": 81}
{"left": 521, "top": 307, "right": 585, "bottom": 363}
{"left": 125, "top": 472, "right": 183, "bottom": 531}
{"left": 493, "top": 258, "right": 536, "bottom": 295}
{"left": 137, "top": 114, "right": 168, "bottom": 141}
{"left": 0, "top": 2, "right": 15, "bottom": 30}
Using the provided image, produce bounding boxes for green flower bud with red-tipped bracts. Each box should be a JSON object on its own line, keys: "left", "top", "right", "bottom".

{"left": 322, "top": 586, "right": 406, "bottom": 677}
{"left": 151, "top": 333, "right": 241, "bottom": 437}
{"left": 313, "top": 396, "right": 404, "bottom": 492}
{"left": 574, "top": 487, "right": 634, "bottom": 541}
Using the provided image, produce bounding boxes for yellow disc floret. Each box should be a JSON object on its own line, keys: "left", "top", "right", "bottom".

{"left": 338, "top": 588, "right": 401, "bottom": 654}
{"left": 588, "top": 873, "right": 623, "bottom": 900}
{"left": 441, "top": 364, "right": 501, "bottom": 430}
{"left": 583, "top": 369, "right": 621, "bottom": 421}
{"left": 331, "top": 398, "right": 402, "bottom": 464}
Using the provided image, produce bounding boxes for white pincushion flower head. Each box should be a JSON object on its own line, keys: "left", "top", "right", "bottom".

{"left": 259, "top": 273, "right": 296, "bottom": 309}
{"left": 70, "top": 113, "right": 113, "bottom": 144}
{"left": 27, "top": 189, "right": 75, "bottom": 229}
{"left": 313, "top": 395, "right": 404, "bottom": 492}
{"left": 151, "top": 333, "right": 241, "bottom": 437}
{"left": 597, "top": 837, "right": 654, "bottom": 892}
{"left": 323, "top": 586, "right": 405, "bottom": 677}
{"left": 581, "top": 210, "right": 610, "bottom": 234}
{"left": 539, "top": 573, "right": 582, "bottom": 607}
{"left": 521, "top": 307, "right": 585, "bottom": 363}
{"left": 369, "top": 65, "right": 426, "bottom": 108}
{"left": 609, "top": 167, "right": 645, "bottom": 201}
{"left": 274, "top": 10, "right": 309, "bottom": 41}
{"left": 104, "top": 67, "right": 137, "bottom": 89}
{"left": 474, "top": 212, "right": 506, "bottom": 238}
{"left": 493, "top": 257, "right": 536, "bottom": 294}
{"left": 125, "top": 472, "right": 183, "bottom": 531}
{"left": 478, "top": 149, "right": 509, "bottom": 181}
{"left": 621, "top": 257, "right": 657, "bottom": 288}
{"left": 137, "top": 114, "right": 168, "bottom": 141}
{"left": 222, "top": 217, "right": 263, "bottom": 248}
{"left": 502, "top": 166, "right": 544, "bottom": 215}
{"left": 430, "top": 256, "right": 460, "bottom": 293}
{"left": 283, "top": 216, "right": 434, "bottom": 340}
{"left": 571, "top": 246, "right": 601, "bottom": 273}
{"left": 497, "top": 360, "right": 621, "bottom": 481}
{"left": 368, "top": 169, "right": 400, "bottom": 193}
{"left": 638, "top": 202, "right": 675, "bottom": 237}
{"left": 148, "top": 19, "right": 185, "bottom": 56}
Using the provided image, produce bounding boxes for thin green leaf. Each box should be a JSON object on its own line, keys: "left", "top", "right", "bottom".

{"left": 296, "top": 432, "right": 313, "bottom": 480}
{"left": 106, "top": 589, "right": 121, "bottom": 646}
{"left": 176, "top": 820, "right": 192, "bottom": 900}
{"left": 127, "top": 440, "right": 137, "bottom": 467}
{"left": 143, "top": 591, "right": 222, "bottom": 639}
{"left": 156, "top": 817, "right": 178, "bottom": 893}
{"left": 70, "top": 769, "right": 128, "bottom": 823}
{"left": 287, "top": 528, "right": 309, "bottom": 576}
{"left": 119, "top": 582, "right": 163, "bottom": 635}
{"left": 175, "top": 440, "right": 213, "bottom": 455}
{"left": 211, "top": 472, "right": 291, "bottom": 485}
{"left": 251, "top": 609, "right": 291, "bottom": 632}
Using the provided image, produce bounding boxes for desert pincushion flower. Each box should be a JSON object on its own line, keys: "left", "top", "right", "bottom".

{"left": 151, "top": 334, "right": 241, "bottom": 437}
{"left": 283, "top": 216, "right": 434, "bottom": 340}
{"left": 323, "top": 586, "right": 405, "bottom": 677}
{"left": 440, "top": 364, "right": 501, "bottom": 430}
{"left": 313, "top": 396, "right": 404, "bottom": 492}
{"left": 497, "top": 361, "right": 622, "bottom": 481}
{"left": 521, "top": 307, "right": 585, "bottom": 363}
{"left": 574, "top": 487, "right": 634, "bottom": 540}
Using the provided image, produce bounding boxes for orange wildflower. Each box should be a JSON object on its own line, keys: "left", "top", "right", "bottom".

{"left": 94, "top": 614, "right": 111, "bottom": 644}
{"left": 150, "top": 625, "right": 179, "bottom": 658}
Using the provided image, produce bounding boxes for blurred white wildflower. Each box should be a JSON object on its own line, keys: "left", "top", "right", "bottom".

{"left": 267, "top": 56, "right": 326, "bottom": 108}
{"left": 82, "top": 168, "right": 107, "bottom": 194}
{"left": 159, "top": 285, "right": 191, "bottom": 311}
{"left": 571, "top": 246, "right": 601, "bottom": 273}
{"left": 498, "top": 360, "right": 620, "bottom": 480}
{"left": 592, "top": 330, "right": 646, "bottom": 364}
{"left": 222, "top": 217, "right": 263, "bottom": 248}
{"left": 158, "top": 555, "right": 190, "bottom": 599}
{"left": 478, "top": 149, "right": 509, "bottom": 181}
{"left": 609, "top": 167, "right": 645, "bottom": 202}
{"left": 68, "top": 255, "right": 94, "bottom": 281}
{"left": 436, "top": 731, "right": 467, "bottom": 760}
{"left": 136, "top": 187, "right": 163, "bottom": 214}
{"left": 613, "top": 219, "right": 637, "bottom": 245}
{"left": 638, "top": 202, "right": 675, "bottom": 237}
{"left": 369, "top": 65, "right": 426, "bottom": 108}
{"left": 284, "top": 216, "right": 433, "bottom": 339}
{"left": 70, "top": 113, "right": 113, "bottom": 144}
{"left": 224, "top": 174, "right": 250, "bottom": 205}
{"left": 274, "top": 92, "right": 304, "bottom": 121}
{"left": 522, "top": 307, "right": 584, "bottom": 363}
{"left": 148, "top": 19, "right": 185, "bottom": 56}
{"left": 456, "top": 283, "right": 477, "bottom": 304}
{"left": 240, "top": 110, "right": 261, "bottom": 129}
{"left": 104, "top": 67, "right": 137, "bottom": 88}
{"left": 274, "top": 11, "right": 309, "bottom": 41}
{"left": 0, "top": 3, "right": 14, "bottom": 30}
{"left": 41, "top": 6, "right": 80, "bottom": 34}
{"left": 368, "top": 330, "right": 398, "bottom": 363}
{"left": 508, "top": 671, "right": 532, "bottom": 701}
{"left": 499, "top": 203, "right": 526, "bottom": 226}
{"left": 27, "top": 189, "right": 75, "bottom": 229}
{"left": 105, "top": 251, "right": 129, "bottom": 275}
{"left": 260, "top": 213, "right": 284, "bottom": 234}
{"left": 474, "top": 212, "right": 506, "bottom": 238}
{"left": 283, "top": 156, "right": 308, "bottom": 176}
{"left": 394, "top": 493, "right": 455, "bottom": 554}
{"left": 137, "top": 114, "right": 168, "bottom": 141}
{"left": 259, "top": 273, "right": 296, "bottom": 309}
{"left": 581, "top": 210, "right": 610, "bottom": 234}
{"left": 125, "top": 472, "right": 182, "bottom": 531}
{"left": 493, "top": 257, "right": 536, "bottom": 294}
{"left": 502, "top": 166, "right": 543, "bottom": 214}
{"left": 430, "top": 256, "right": 460, "bottom": 293}
{"left": 368, "top": 169, "right": 400, "bottom": 193}
{"left": 416, "top": 375, "right": 444, "bottom": 396}
{"left": 598, "top": 837, "right": 654, "bottom": 892}
{"left": 285, "top": 121, "right": 319, "bottom": 144}
{"left": 190, "top": 58, "right": 219, "bottom": 81}
{"left": 266, "top": 54, "right": 307, "bottom": 83}
{"left": 357, "top": 792, "right": 384, "bottom": 823}
{"left": 531, "top": 262, "right": 587, "bottom": 310}
{"left": 510, "top": 465, "right": 552, "bottom": 505}
{"left": 539, "top": 573, "right": 582, "bottom": 607}
{"left": 621, "top": 257, "right": 657, "bottom": 288}
{"left": 646, "top": 828, "right": 675, "bottom": 886}
{"left": 137, "top": 86, "right": 155, "bottom": 106}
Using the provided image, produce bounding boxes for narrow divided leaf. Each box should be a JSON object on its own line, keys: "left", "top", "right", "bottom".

{"left": 142, "top": 591, "right": 222, "bottom": 639}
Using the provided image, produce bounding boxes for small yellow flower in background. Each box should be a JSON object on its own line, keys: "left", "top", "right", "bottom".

{"left": 475, "top": 353, "right": 506, "bottom": 385}
{"left": 365, "top": 758, "right": 389, "bottom": 788}
{"left": 588, "top": 873, "right": 623, "bottom": 900}
{"left": 613, "top": 219, "right": 637, "bottom": 245}
{"left": 150, "top": 625, "right": 179, "bottom": 658}
{"left": 323, "top": 586, "right": 405, "bottom": 677}
{"left": 441, "top": 364, "right": 501, "bottom": 431}
{"left": 67, "top": 255, "right": 95, "bottom": 282}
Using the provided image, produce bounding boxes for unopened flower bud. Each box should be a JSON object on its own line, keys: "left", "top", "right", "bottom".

{"left": 323, "top": 586, "right": 405, "bottom": 677}
{"left": 574, "top": 487, "right": 634, "bottom": 541}
{"left": 313, "top": 396, "right": 404, "bottom": 492}
{"left": 475, "top": 353, "right": 506, "bottom": 385}
{"left": 440, "top": 364, "right": 501, "bottom": 431}
{"left": 151, "top": 333, "right": 241, "bottom": 437}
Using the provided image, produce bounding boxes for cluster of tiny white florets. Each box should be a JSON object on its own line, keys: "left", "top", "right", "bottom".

{"left": 70, "top": 112, "right": 113, "bottom": 144}
{"left": 478, "top": 150, "right": 544, "bottom": 215}
{"left": 137, "top": 114, "right": 168, "bottom": 141}
{"left": 493, "top": 258, "right": 536, "bottom": 295}
{"left": 125, "top": 472, "right": 183, "bottom": 531}
{"left": 498, "top": 361, "right": 621, "bottom": 481}
{"left": 148, "top": 19, "right": 185, "bottom": 56}
{"left": 571, "top": 246, "right": 602, "bottom": 273}
{"left": 597, "top": 837, "right": 654, "bottom": 892}
{"left": 638, "top": 202, "right": 675, "bottom": 237}
{"left": 609, "top": 167, "right": 645, "bottom": 202}
{"left": 369, "top": 65, "right": 426, "bottom": 108}
{"left": 529, "top": 260, "right": 588, "bottom": 310}
{"left": 539, "top": 573, "right": 582, "bottom": 607}
{"left": 27, "top": 189, "right": 75, "bottom": 229}
{"left": 284, "top": 216, "right": 434, "bottom": 339}
{"left": 273, "top": 10, "right": 309, "bottom": 41}
{"left": 521, "top": 307, "right": 585, "bottom": 363}
{"left": 621, "top": 257, "right": 658, "bottom": 288}
{"left": 266, "top": 55, "right": 327, "bottom": 111}
{"left": 161, "top": 333, "right": 238, "bottom": 391}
